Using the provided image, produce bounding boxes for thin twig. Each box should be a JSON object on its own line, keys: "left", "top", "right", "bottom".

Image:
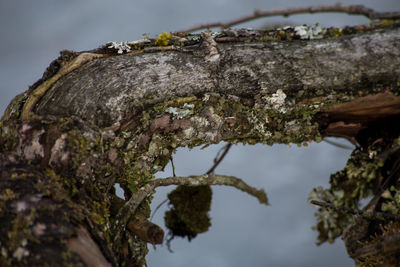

{"left": 178, "top": 4, "right": 400, "bottom": 33}
{"left": 150, "top": 198, "right": 168, "bottom": 221}
{"left": 113, "top": 174, "right": 268, "bottom": 244}
{"left": 310, "top": 200, "right": 400, "bottom": 221}
{"left": 170, "top": 157, "right": 176, "bottom": 177}
{"left": 323, "top": 138, "right": 354, "bottom": 150}
{"left": 206, "top": 143, "right": 232, "bottom": 174}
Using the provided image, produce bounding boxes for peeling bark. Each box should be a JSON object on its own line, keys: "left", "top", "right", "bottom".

{"left": 1, "top": 22, "right": 400, "bottom": 266}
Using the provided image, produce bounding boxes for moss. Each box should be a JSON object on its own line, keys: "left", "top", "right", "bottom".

{"left": 155, "top": 32, "right": 172, "bottom": 46}
{"left": 7, "top": 211, "right": 37, "bottom": 256}
{"left": 380, "top": 19, "right": 394, "bottom": 27}
{"left": 91, "top": 201, "right": 111, "bottom": 238}
{"left": 0, "top": 189, "right": 18, "bottom": 201}
{"left": 164, "top": 185, "right": 212, "bottom": 241}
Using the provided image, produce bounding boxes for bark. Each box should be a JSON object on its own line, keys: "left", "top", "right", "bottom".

{"left": 1, "top": 21, "right": 400, "bottom": 266}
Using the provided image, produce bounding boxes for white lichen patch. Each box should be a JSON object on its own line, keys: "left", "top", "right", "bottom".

{"left": 33, "top": 223, "right": 46, "bottom": 236}
{"left": 105, "top": 93, "right": 131, "bottom": 123}
{"left": 263, "top": 89, "right": 287, "bottom": 113}
{"left": 183, "top": 127, "right": 195, "bottom": 139}
{"left": 13, "top": 246, "right": 29, "bottom": 261}
{"left": 19, "top": 125, "right": 45, "bottom": 160}
{"left": 13, "top": 239, "right": 29, "bottom": 261}
{"left": 167, "top": 103, "right": 194, "bottom": 119}
{"left": 16, "top": 201, "right": 28, "bottom": 212}
{"left": 294, "top": 24, "right": 323, "bottom": 40}
{"left": 264, "top": 131, "right": 272, "bottom": 138}
{"left": 190, "top": 116, "right": 209, "bottom": 128}
{"left": 202, "top": 94, "right": 210, "bottom": 102}
{"left": 108, "top": 42, "right": 132, "bottom": 54}
{"left": 49, "top": 133, "right": 69, "bottom": 167}
{"left": 147, "top": 141, "right": 159, "bottom": 157}
{"left": 108, "top": 39, "right": 151, "bottom": 54}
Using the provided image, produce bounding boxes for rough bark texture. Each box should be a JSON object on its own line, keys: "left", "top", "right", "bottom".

{"left": 1, "top": 21, "right": 400, "bottom": 266}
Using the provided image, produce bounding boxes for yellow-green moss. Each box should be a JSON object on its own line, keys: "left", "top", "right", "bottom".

{"left": 155, "top": 32, "right": 172, "bottom": 46}
{"left": 0, "top": 189, "right": 18, "bottom": 201}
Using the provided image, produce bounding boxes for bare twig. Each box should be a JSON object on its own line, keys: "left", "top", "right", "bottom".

{"left": 113, "top": 174, "right": 268, "bottom": 244}
{"left": 150, "top": 198, "right": 168, "bottom": 221}
{"left": 206, "top": 143, "right": 232, "bottom": 174}
{"left": 310, "top": 200, "right": 400, "bottom": 221}
{"left": 170, "top": 157, "right": 176, "bottom": 177}
{"left": 323, "top": 138, "right": 354, "bottom": 150}
{"left": 178, "top": 4, "right": 400, "bottom": 33}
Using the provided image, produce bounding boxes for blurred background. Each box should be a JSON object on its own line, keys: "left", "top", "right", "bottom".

{"left": 1, "top": 1, "right": 398, "bottom": 266}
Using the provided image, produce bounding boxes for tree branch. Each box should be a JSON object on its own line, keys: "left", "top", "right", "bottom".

{"left": 113, "top": 174, "right": 268, "bottom": 245}
{"left": 206, "top": 143, "right": 232, "bottom": 174}
{"left": 2, "top": 10, "right": 400, "bottom": 265}
{"left": 178, "top": 4, "right": 400, "bottom": 32}
{"left": 310, "top": 200, "right": 400, "bottom": 221}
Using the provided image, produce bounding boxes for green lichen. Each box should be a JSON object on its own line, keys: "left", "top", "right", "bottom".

{"left": 309, "top": 148, "right": 385, "bottom": 244}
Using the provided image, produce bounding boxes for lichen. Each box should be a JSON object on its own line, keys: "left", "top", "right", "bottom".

{"left": 167, "top": 103, "right": 194, "bottom": 119}
{"left": 108, "top": 41, "right": 133, "bottom": 54}
{"left": 294, "top": 24, "right": 324, "bottom": 40}
{"left": 263, "top": 89, "right": 287, "bottom": 114}
{"left": 309, "top": 148, "right": 385, "bottom": 244}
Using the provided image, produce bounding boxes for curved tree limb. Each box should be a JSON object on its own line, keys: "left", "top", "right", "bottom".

{"left": 309, "top": 200, "right": 400, "bottom": 221}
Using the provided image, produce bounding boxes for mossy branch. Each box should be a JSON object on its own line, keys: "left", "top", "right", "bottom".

{"left": 113, "top": 174, "right": 268, "bottom": 245}
{"left": 153, "top": 174, "right": 268, "bottom": 205}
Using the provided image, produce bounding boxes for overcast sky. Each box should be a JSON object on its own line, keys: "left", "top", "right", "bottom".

{"left": 1, "top": 1, "right": 398, "bottom": 266}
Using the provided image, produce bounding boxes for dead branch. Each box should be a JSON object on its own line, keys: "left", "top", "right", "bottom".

{"left": 206, "top": 143, "right": 232, "bottom": 174}
{"left": 323, "top": 138, "right": 354, "bottom": 150}
{"left": 110, "top": 196, "right": 164, "bottom": 244}
{"left": 178, "top": 3, "right": 400, "bottom": 32}
{"left": 310, "top": 200, "right": 400, "bottom": 221}
{"left": 127, "top": 213, "right": 164, "bottom": 245}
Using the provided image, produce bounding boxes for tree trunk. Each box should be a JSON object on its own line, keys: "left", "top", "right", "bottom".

{"left": 1, "top": 22, "right": 400, "bottom": 266}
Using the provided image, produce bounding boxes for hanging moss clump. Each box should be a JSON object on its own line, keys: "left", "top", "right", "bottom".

{"left": 164, "top": 185, "right": 212, "bottom": 241}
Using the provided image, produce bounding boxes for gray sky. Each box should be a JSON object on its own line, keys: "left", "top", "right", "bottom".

{"left": 1, "top": 1, "right": 398, "bottom": 266}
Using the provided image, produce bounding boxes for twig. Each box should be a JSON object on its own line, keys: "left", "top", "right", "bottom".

{"left": 170, "top": 157, "right": 176, "bottom": 177}
{"left": 310, "top": 200, "right": 400, "bottom": 221}
{"left": 206, "top": 143, "right": 232, "bottom": 174}
{"left": 178, "top": 4, "right": 400, "bottom": 33}
{"left": 323, "top": 138, "right": 354, "bottom": 150}
{"left": 150, "top": 198, "right": 168, "bottom": 221}
{"left": 113, "top": 174, "right": 268, "bottom": 244}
